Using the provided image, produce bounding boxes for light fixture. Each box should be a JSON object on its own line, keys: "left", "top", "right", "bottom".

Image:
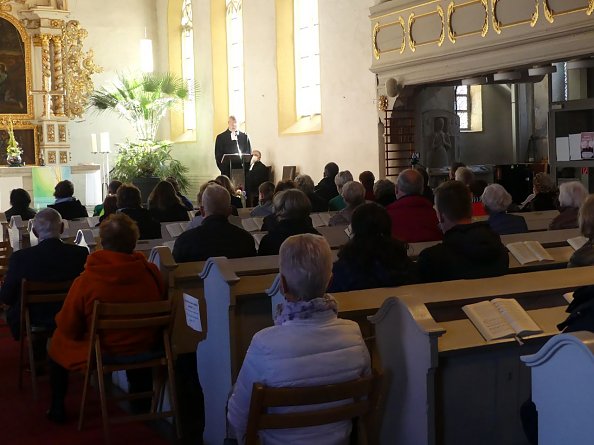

{"left": 528, "top": 65, "right": 557, "bottom": 76}
{"left": 139, "top": 28, "right": 154, "bottom": 73}
{"left": 462, "top": 77, "right": 488, "bottom": 86}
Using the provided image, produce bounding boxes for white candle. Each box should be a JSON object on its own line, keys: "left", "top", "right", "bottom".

{"left": 100, "top": 132, "right": 110, "bottom": 153}
{"left": 91, "top": 133, "right": 98, "bottom": 153}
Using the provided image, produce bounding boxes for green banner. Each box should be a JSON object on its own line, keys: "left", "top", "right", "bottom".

{"left": 32, "top": 166, "right": 72, "bottom": 209}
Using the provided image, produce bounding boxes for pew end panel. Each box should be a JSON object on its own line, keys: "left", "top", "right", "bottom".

{"left": 521, "top": 331, "right": 594, "bottom": 445}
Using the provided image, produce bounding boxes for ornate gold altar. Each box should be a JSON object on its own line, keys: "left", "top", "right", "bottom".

{"left": 0, "top": 0, "right": 101, "bottom": 166}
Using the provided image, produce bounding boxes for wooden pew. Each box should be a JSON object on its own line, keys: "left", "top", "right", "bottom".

{"left": 513, "top": 210, "right": 560, "bottom": 231}
{"left": 521, "top": 331, "right": 594, "bottom": 445}
{"left": 368, "top": 266, "right": 594, "bottom": 445}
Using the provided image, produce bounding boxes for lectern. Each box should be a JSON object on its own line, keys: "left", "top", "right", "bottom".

{"left": 221, "top": 153, "right": 252, "bottom": 189}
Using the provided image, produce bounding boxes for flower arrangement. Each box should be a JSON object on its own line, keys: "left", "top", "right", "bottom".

{"left": 5, "top": 120, "right": 23, "bottom": 167}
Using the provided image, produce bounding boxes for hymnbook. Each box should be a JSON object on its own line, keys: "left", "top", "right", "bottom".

{"left": 506, "top": 241, "right": 554, "bottom": 265}
{"left": 567, "top": 236, "right": 588, "bottom": 251}
{"left": 462, "top": 298, "right": 542, "bottom": 341}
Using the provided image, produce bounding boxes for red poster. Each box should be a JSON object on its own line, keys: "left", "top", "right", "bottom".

{"left": 581, "top": 132, "right": 594, "bottom": 159}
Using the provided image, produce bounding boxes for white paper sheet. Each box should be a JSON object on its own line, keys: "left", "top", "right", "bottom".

{"left": 183, "top": 293, "right": 202, "bottom": 332}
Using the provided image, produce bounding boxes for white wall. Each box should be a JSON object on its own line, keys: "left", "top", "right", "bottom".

{"left": 67, "top": 0, "right": 160, "bottom": 167}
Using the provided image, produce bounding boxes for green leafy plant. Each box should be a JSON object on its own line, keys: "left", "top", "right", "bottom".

{"left": 111, "top": 140, "right": 189, "bottom": 192}
{"left": 89, "top": 72, "right": 196, "bottom": 191}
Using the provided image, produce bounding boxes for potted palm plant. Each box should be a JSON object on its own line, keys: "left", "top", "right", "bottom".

{"left": 89, "top": 72, "right": 192, "bottom": 199}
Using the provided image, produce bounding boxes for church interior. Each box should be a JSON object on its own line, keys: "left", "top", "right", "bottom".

{"left": 1, "top": 0, "right": 594, "bottom": 444}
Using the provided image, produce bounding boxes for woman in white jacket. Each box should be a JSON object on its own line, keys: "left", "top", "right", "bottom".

{"left": 227, "top": 234, "right": 371, "bottom": 444}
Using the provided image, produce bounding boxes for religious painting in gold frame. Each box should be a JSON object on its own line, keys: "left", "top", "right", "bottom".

{"left": 0, "top": 124, "right": 39, "bottom": 166}
{"left": 0, "top": 12, "right": 34, "bottom": 120}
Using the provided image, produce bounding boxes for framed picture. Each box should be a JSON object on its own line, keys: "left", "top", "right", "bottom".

{"left": 0, "top": 125, "right": 39, "bottom": 166}
{"left": 0, "top": 13, "right": 33, "bottom": 119}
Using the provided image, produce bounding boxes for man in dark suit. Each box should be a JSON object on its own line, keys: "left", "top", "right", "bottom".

{"left": 314, "top": 162, "right": 340, "bottom": 203}
{"left": 172, "top": 183, "right": 256, "bottom": 262}
{"left": 0, "top": 208, "right": 88, "bottom": 340}
{"left": 246, "top": 150, "right": 270, "bottom": 206}
{"left": 215, "top": 115, "right": 252, "bottom": 177}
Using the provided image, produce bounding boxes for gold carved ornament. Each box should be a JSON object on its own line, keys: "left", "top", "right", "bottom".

{"left": 61, "top": 20, "right": 102, "bottom": 119}
{"left": 492, "top": 0, "right": 538, "bottom": 34}
{"left": 544, "top": 0, "right": 594, "bottom": 23}
{"left": 378, "top": 95, "right": 389, "bottom": 112}
{"left": 372, "top": 17, "right": 406, "bottom": 60}
{"left": 408, "top": 5, "right": 445, "bottom": 52}
{"left": 447, "top": 0, "right": 488, "bottom": 44}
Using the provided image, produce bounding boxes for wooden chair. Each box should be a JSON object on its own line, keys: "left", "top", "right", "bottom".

{"left": 18, "top": 279, "right": 72, "bottom": 400}
{"left": 78, "top": 300, "right": 181, "bottom": 445}
{"left": 245, "top": 371, "right": 383, "bottom": 445}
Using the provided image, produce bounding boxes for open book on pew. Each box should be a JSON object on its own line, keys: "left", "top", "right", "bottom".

{"left": 166, "top": 222, "right": 189, "bottom": 238}
{"left": 462, "top": 298, "right": 543, "bottom": 341}
{"left": 241, "top": 217, "right": 264, "bottom": 232}
{"left": 310, "top": 213, "right": 331, "bottom": 228}
{"left": 506, "top": 241, "right": 554, "bottom": 265}
{"left": 567, "top": 236, "right": 588, "bottom": 251}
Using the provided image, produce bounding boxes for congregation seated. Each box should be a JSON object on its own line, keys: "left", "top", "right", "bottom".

{"left": 258, "top": 189, "right": 320, "bottom": 256}
{"left": 249, "top": 181, "right": 275, "bottom": 217}
{"left": 97, "top": 195, "right": 117, "bottom": 225}
{"left": 0, "top": 208, "right": 88, "bottom": 340}
{"left": 328, "top": 181, "right": 365, "bottom": 226}
{"left": 359, "top": 170, "right": 376, "bottom": 201}
{"left": 245, "top": 150, "right": 270, "bottom": 207}
{"left": 522, "top": 172, "right": 558, "bottom": 211}
{"left": 93, "top": 180, "right": 121, "bottom": 216}
{"left": 227, "top": 234, "right": 371, "bottom": 443}
{"left": 172, "top": 183, "right": 256, "bottom": 262}
{"left": 328, "top": 202, "right": 416, "bottom": 292}
{"left": 216, "top": 175, "right": 243, "bottom": 209}
{"left": 568, "top": 195, "right": 594, "bottom": 268}
{"left": 455, "top": 167, "right": 486, "bottom": 217}
{"left": 148, "top": 180, "right": 191, "bottom": 223}
{"left": 328, "top": 170, "right": 353, "bottom": 211}
{"left": 47, "top": 214, "right": 164, "bottom": 423}
{"left": 166, "top": 175, "right": 194, "bottom": 211}
{"left": 4, "top": 188, "right": 36, "bottom": 221}
{"left": 418, "top": 180, "right": 509, "bottom": 283}
{"left": 549, "top": 181, "right": 587, "bottom": 230}
{"left": 48, "top": 180, "right": 88, "bottom": 220}
{"left": 414, "top": 166, "right": 434, "bottom": 204}
{"left": 374, "top": 178, "right": 397, "bottom": 207}
{"left": 481, "top": 183, "right": 528, "bottom": 235}
{"left": 294, "top": 174, "right": 328, "bottom": 212}
{"left": 386, "top": 169, "right": 442, "bottom": 242}
{"left": 116, "top": 184, "right": 161, "bottom": 239}
{"left": 314, "top": 162, "right": 339, "bottom": 203}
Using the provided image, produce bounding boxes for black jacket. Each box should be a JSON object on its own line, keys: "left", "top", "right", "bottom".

{"left": 118, "top": 208, "right": 161, "bottom": 240}
{"left": 308, "top": 192, "right": 329, "bottom": 213}
{"left": 48, "top": 198, "right": 88, "bottom": 220}
{"left": 4, "top": 206, "right": 36, "bottom": 221}
{"left": 0, "top": 238, "right": 88, "bottom": 339}
{"left": 172, "top": 214, "right": 256, "bottom": 263}
{"left": 559, "top": 285, "right": 594, "bottom": 333}
{"left": 149, "top": 203, "right": 190, "bottom": 223}
{"left": 314, "top": 177, "right": 338, "bottom": 203}
{"left": 418, "top": 222, "right": 509, "bottom": 283}
{"left": 215, "top": 129, "right": 252, "bottom": 175}
{"left": 258, "top": 218, "right": 320, "bottom": 256}
{"left": 246, "top": 161, "right": 270, "bottom": 202}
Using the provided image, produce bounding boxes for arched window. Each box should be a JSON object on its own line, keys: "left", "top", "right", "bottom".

{"left": 294, "top": 0, "right": 321, "bottom": 118}
{"left": 181, "top": 0, "right": 196, "bottom": 131}
{"left": 226, "top": 0, "right": 245, "bottom": 127}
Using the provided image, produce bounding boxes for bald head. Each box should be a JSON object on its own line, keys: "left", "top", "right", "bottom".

{"left": 33, "top": 208, "right": 63, "bottom": 241}
{"left": 396, "top": 169, "right": 424, "bottom": 198}
{"left": 201, "top": 184, "right": 231, "bottom": 217}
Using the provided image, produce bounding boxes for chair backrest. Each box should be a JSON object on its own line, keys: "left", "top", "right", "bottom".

{"left": 282, "top": 166, "right": 297, "bottom": 181}
{"left": 245, "top": 371, "right": 383, "bottom": 444}
{"left": 90, "top": 300, "right": 173, "bottom": 334}
{"left": 21, "top": 280, "right": 73, "bottom": 306}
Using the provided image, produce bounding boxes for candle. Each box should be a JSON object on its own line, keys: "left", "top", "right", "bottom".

{"left": 91, "top": 133, "right": 98, "bottom": 153}
{"left": 100, "top": 132, "right": 110, "bottom": 153}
